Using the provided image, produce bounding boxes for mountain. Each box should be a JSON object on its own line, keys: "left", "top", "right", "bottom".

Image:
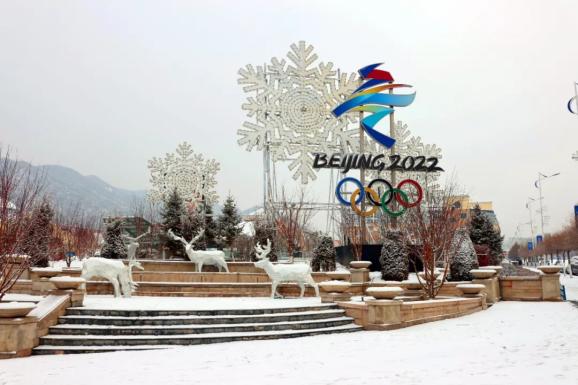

{"left": 18, "top": 161, "right": 147, "bottom": 216}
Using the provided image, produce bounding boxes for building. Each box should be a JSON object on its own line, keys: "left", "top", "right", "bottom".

{"left": 450, "top": 195, "right": 501, "bottom": 233}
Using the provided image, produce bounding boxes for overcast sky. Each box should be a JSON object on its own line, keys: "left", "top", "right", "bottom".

{"left": 1, "top": 0, "right": 577, "bottom": 239}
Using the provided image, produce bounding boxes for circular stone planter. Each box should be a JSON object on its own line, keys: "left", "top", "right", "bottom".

{"left": 319, "top": 280, "right": 352, "bottom": 293}
{"left": 366, "top": 286, "right": 404, "bottom": 299}
{"left": 538, "top": 266, "right": 561, "bottom": 274}
{"left": 325, "top": 271, "right": 351, "bottom": 281}
{"left": 481, "top": 266, "right": 503, "bottom": 273}
{"left": 49, "top": 276, "right": 86, "bottom": 290}
{"left": 0, "top": 302, "right": 36, "bottom": 318}
{"left": 350, "top": 261, "right": 371, "bottom": 269}
{"left": 456, "top": 283, "right": 486, "bottom": 295}
{"left": 30, "top": 267, "right": 62, "bottom": 278}
{"left": 470, "top": 269, "right": 496, "bottom": 279}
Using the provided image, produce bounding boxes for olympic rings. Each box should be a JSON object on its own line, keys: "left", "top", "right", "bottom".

{"left": 336, "top": 177, "right": 423, "bottom": 217}
{"left": 350, "top": 188, "right": 380, "bottom": 217}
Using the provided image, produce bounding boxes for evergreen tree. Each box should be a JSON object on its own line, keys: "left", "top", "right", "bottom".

{"left": 218, "top": 195, "right": 242, "bottom": 252}
{"left": 469, "top": 204, "right": 504, "bottom": 265}
{"left": 380, "top": 231, "right": 408, "bottom": 281}
{"left": 101, "top": 220, "right": 127, "bottom": 259}
{"left": 449, "top": 229, "right": 479, "bottom": 281}
{"left": 311, "top": 236, "right": 336, "bottom": 272}
{"left": 24, "top": 200, "right": 54, "bottom": 267}
{"left": 182, "top": 207, "right": 206, "bottom": 250}
{"left": 162, "top": 188, "right": 185, "bottom": 257}
{"left": 204, "top": 204, "right": 219, "bottom": 248}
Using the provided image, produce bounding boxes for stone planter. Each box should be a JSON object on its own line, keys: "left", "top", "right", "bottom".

{"left": 404, "top": 282, "right": 423, "bottom": 290}
{"left": 456, "top": 283, "right": 485, "bottom": 295}
{"left": 350, "top": 261, "right": 371, "bottom": 269}
{"left": 325, "top": 271, "right": 351, "bottom": 281}
{"left": 0, "top": 302, "right": 36, "bottom": 318}
{"left": 30, "top": 267, "right": 62, "bottom": 278}
{"left": 49, "top": 276, "right": 86, "bottom": 290}
{"left": 481, "top": 265, "right": 503, "bottom": 274}
{"left": 366, "top": 286, "right": 404, "bottom": 299}
{"left": 319, "top": 280, "right": 352, "bottom": 293}
{"left": 538, "top": 266, "right": 560, "bottom": 274}
{"left": 418, "top": 271, "right": 441, "bottom": 280}
{"left": 470, "top": 269, "right": 496, "bottom": 279}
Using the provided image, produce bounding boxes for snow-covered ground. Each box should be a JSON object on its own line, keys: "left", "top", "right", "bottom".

{"left": 82, "top": 295, "right": 323, "bottom": 310}
{"left": 1, "top": 301, "right": 577, "bottom": 385}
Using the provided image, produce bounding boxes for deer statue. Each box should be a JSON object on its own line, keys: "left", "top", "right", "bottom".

{"left": 122, "top": 227, "right": 150, "bottom": 288}
{"left": 81, "top": 257, "right": 142, "bottom": 298}
{"left": 168, "top": 229, "right": 229, "bottom": 272}
{"left": 254, "top": 239, "right": 319, "bottom": 299}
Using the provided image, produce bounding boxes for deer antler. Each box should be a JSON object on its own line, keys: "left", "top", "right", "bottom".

{"left": 255, "top": 238, "right": 272, "bottom": 260}
{"left": 167, "top": 229, "right": 188, "bottom": 246}
{"left": 190, "top": 229, "right": 205, "bottom": 246}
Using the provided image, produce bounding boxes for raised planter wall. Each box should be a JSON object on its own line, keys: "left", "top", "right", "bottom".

{"left": 338, "top": 296, "right": 485, "bottom": 331}
{"left": 499, "top": 274, "right": 561, "bottom": 301}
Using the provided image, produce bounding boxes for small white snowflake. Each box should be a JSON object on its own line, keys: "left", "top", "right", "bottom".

{"left": 148, "top": 142, "right": 220, "bottom": 205}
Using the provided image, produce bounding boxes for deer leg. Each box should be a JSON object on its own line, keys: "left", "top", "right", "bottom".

{"left": 111, "top": 278, "right": 121, "bottom": 298}
{"left": 298, "top": 282, "right": 305, "bottom": 298}
{"left": 197, "top": 262, "right": 203, "bottom": 273}
{"left": 271, "top": 281, "right": 278, "bottom": 299}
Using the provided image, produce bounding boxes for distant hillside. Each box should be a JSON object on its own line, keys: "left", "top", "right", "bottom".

{"left": 15, "top": 161, "right": 147, "bottom": 216}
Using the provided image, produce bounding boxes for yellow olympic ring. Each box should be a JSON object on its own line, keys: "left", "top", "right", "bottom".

{"left": 350, "top": 188, "right": 380, "bottom": 217}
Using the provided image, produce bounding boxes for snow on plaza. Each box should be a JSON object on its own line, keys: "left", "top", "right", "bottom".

{"left": 1, "top": 296, "right": 578, "bottom": 385}
{"left": 2, "top": 1, "right": 578, "bottom": 385}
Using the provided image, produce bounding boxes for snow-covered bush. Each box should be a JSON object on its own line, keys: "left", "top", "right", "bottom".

{"left": 311, "top": 236, "right": 336, "bottom": 272}
{"left": 100, "top": 220, "right": 127, "bottom": 259}
{"left": 380, "top": 231, "right": 408, "bottom": 281}
{"left": 449, "top": 229, "right": 479, "bottom": 281}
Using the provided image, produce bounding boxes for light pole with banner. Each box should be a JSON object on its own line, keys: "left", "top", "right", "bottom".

{"left": 534, "top": 172, "right": 560, "bottom": 238}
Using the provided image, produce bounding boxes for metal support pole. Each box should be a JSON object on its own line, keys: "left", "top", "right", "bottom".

{"left": 389, "top": 88, "right": 397, "bottom": 229}
{"left": 537, "top": 174, "right": 544, "bottom": 238}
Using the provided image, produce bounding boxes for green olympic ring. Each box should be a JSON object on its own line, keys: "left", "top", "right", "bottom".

{"left": 380, "top": 188, "right": 409, "bottom": 217}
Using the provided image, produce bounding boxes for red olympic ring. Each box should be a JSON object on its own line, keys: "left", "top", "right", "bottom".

{"left": 395, "top": 179, "right": 423, "bottom": 208}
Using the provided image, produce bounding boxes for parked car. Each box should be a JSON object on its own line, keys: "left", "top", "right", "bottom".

{"left": 508, "top": 256, "right": 522, "bottom": 266}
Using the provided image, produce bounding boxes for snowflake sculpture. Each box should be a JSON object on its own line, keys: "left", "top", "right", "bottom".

{"left": 148, "top": 142, "right": 220, "bottom": 204}
{"left": 237, "top": 41, "right": 359, "bottom": 184}
{"left": 367, "top": 120, "right": 443, "bottom": 190}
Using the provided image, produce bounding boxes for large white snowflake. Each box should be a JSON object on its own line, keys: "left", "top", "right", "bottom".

{"left": 367, "top": 120, "right": 443, "bottom": 191}
{"left": 148, "top": 142, "right": 220, "bottom": 205}
{"left": 237, "top": 41, "right": 359, "bottom": 184}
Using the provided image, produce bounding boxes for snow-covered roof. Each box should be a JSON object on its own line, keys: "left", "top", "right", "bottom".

{"left": 238, "top": 221, "right": 255, "bottom": 237}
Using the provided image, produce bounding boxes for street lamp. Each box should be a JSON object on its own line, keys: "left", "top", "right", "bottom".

{"left": 534, "top": 172, "right": 560, "bottom": 237}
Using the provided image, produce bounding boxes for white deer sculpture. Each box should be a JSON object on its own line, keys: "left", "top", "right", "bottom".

{"left": 254, "top": 239, "right": 319, "bottom": 299}
{"left": 168, "top": 229, "right": 229, "bottom": 272}
{"left": 81, "top": 257, "right": 143, "bottom": 298}
{"left": 122, "top": 227, "right": 150, "bottom": 288}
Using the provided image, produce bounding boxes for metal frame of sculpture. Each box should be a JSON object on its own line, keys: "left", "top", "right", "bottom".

{"left": 254, "top": 239, "right": 319, "bottom": 298}
{"left": 168, "top": 229, "right": 229, "bottom": 272}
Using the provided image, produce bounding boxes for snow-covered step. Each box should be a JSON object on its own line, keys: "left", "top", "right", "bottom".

{"left": 34, "top": 324, "right": 362, "bottom": 353}
{"left": 65, "top": 303, "right": 338, "bottom": 317}
{"left": 58, "top": 309, "right": 347, "bottom": 326}
{"left": 48, "top": 316, "right": 355, "bottom": 335}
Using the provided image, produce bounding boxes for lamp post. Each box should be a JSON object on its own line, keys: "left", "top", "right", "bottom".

{"left": 534, "top": 172, "right": 560, "bottom": 238}
{"left": 526, "top": 197, "right": 536, "bottom": 250}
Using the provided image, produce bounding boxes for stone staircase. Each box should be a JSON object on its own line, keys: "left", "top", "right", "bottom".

{"left": 33, "top": 303, "right": 361, "bottom": 354}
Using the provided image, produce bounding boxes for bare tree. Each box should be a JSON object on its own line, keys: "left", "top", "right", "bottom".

{"left": 335, "top": 207, "right": 365, "bottom": 261}
{"left": 53, "top": 203, "right": 101, "bottom": 267}
{"left": 271, "top": 188, "right": 314, "bottom": 262}
{"left": 398, "top": 182, "right": 466, "bottom": 299}
{"left": 0, "top": 148, "right": 45, "bottom": 300}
